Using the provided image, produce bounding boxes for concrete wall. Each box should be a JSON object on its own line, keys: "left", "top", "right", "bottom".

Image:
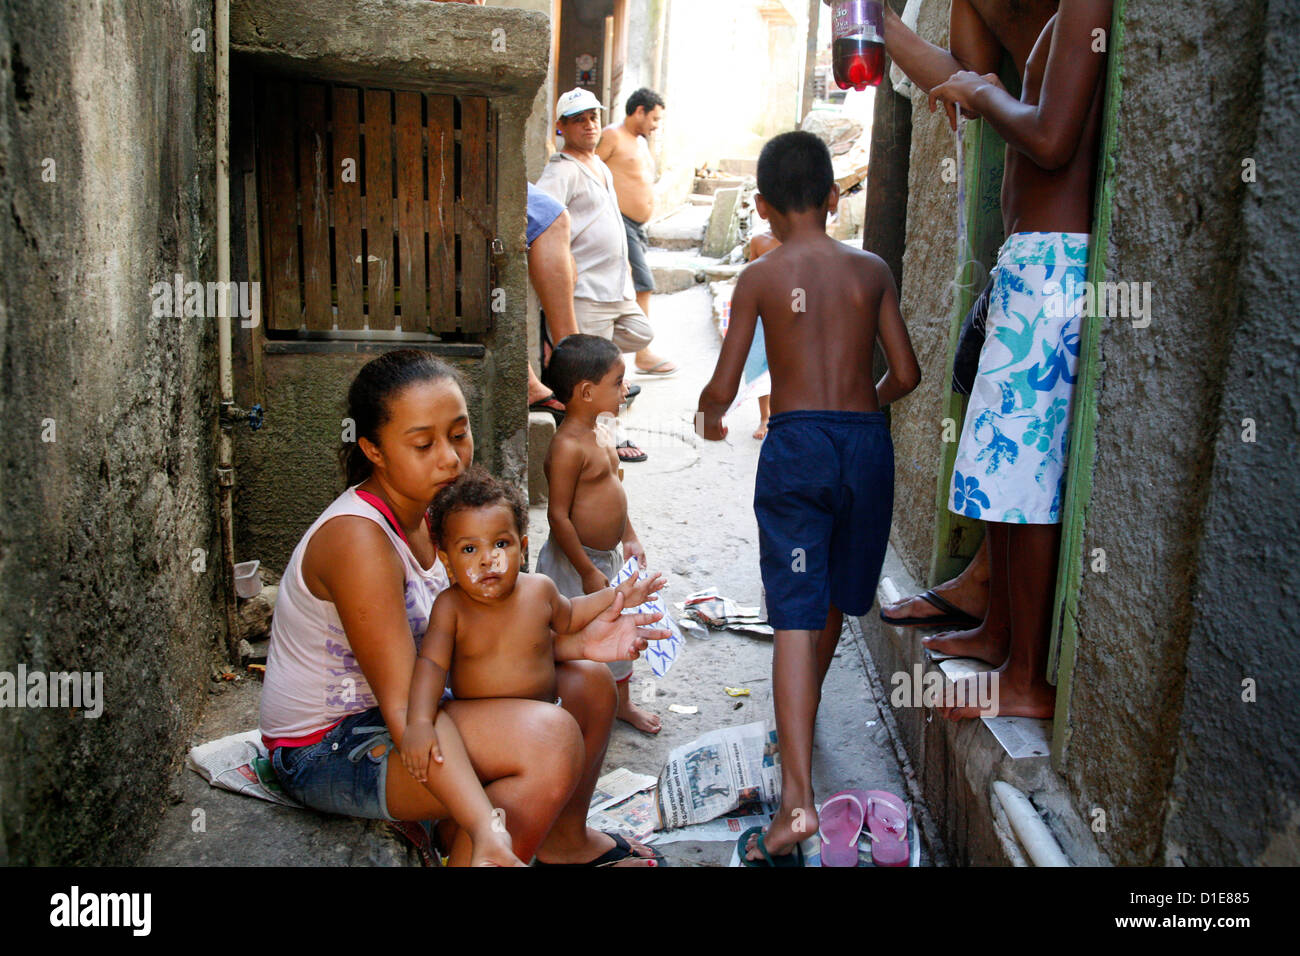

{"left": 1160, "top": 0, "right": 1300, "bottom": 867}
{"left": 229, "top": 0, "right": 547, "bottom": 572}
{"left": 487, "top": 0, "right": 556, "bottom": 179}
{"left": 0, "top": 0, "right": 223, "bottom": 864}
{"left": 888, "top": 0, "right": 957, "bottom": 581}
{"left": 1063, "top": 0, "right": 1299, "bottom": 865}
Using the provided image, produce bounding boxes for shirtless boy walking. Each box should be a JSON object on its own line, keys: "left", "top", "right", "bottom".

{"left": 538, "top": 334, "right": 662, "bottom": 733}
{"left": 698, "top": 131, "right": 921, "bottom": 864}
{"left": 597, "top": 88, "right": 678, "bottom": 377}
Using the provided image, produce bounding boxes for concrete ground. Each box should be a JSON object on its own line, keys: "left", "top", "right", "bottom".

{"left": 144, "top": 282, "right": 924, "bottom": 868}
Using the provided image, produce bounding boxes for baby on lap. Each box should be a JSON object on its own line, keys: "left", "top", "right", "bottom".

{"left": 401, "top": 467, "right": 665, "bottom": 780}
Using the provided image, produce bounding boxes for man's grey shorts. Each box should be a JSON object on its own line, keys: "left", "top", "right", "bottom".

{"left": 622, "top": 214, "right": 655, "bottom": 294}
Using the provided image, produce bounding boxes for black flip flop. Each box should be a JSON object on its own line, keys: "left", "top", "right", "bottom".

{"left": 623, "top": 383, "right": 641, "bottom": 410}
{"left": 879, "top": 589, "right": 981, "bottom": 629}
{"left": 616, "top": 440, "right": 648, "bottom": 463}
{"left": 533, "top": 832, "right": 667, "bottom": 867}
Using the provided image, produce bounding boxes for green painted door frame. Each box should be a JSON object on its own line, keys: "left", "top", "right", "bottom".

{"left": 1048, "top": 0, "right": 1126, "bottom": 765}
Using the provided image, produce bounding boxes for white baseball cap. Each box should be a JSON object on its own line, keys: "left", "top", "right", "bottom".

{"left": 556, "top": 88, "right": 603, "bottom": 118}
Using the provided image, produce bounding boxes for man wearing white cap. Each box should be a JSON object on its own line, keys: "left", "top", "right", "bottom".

{"left": 537, "top": 90, "right": 661, "bottom": 464}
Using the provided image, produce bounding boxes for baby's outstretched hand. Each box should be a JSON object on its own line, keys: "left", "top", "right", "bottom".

{"left": 401, "top": 721, "right": 443, "bottom": 782}
{"left": 617, "top": 569, "right": 666, "bottom": 610}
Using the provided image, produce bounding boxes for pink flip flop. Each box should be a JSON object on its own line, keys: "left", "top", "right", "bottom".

{"left": 818, "top": 790, "right": 867, "bottom": 867}
{"left": 862, "top": 790, "right": 910, "bottom": 867}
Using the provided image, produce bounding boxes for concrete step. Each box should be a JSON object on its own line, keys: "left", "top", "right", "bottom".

{"left": 693, "top": 176, "right": 748, "bottom": 196}
{"left": 718, "top": 158, "right": 758, "bottom": 177}
{"left": 647, "top": 203, "right": 711, "bottom": 252}
{"left": 528, "top": 411, "right": 555, "bottom": 504}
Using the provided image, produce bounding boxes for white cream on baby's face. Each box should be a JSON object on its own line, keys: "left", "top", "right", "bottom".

{"left": 439, "top": 503, "right": 524, "bottom": 603}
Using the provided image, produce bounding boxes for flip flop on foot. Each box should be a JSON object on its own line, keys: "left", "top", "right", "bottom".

{"left": 623, "top": 383, "right": 641, "bottom": 410}
{"left": 880, "top": 589, "right": 981, "bottom": 629}
{"left": 635, "top": 358, "right": 679, "bottom": 376}
{"left": 528, "top": 392, "right": 566, "bottom": 425}
{"left": 616, "top": 440, "right": 648, "bottom": 463}
{"left": 534, "top": 832, "right": 666, "bottom": 867}
{"left": 738, "top": 826, "right": 804, "bottom": 868}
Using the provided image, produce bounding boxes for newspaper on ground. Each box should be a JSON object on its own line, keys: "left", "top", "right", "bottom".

{"left": 588, "top": 789, "right": 658, "bottom": 844}
{"left": 589, "top": 767, "right": 657, "bottom": 814}
{"left": 680, "top": 588, "right": 774, "bottom": 637}
{"left": 648, "top": 802, "right": 773, "bottom": 845}
{"left": 612, "top": 556, "right": 685, "bottom": 677}
{"left": 187, "top": 729, "right": 302, "bottom": 808}
{"left": 655, "top": 720, "right": 781, "bottom": 830}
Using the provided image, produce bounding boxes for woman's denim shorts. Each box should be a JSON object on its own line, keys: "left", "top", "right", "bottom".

{"left": 271, "top": 707, "right": 397, "bottom": 821}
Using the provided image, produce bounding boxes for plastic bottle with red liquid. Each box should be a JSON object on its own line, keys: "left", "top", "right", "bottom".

{"left": 830, "top": 0, "right": 885, "bottom": 91}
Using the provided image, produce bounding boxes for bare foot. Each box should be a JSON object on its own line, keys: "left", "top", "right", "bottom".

{"left": 744, "top": 801, "right": 817, "bottom": 863}
{"left": 938, "top": 666, "right": 1055, "bottom": 720}
{"left": 469, "top": 829, "right": 527, "bottom": 867}
{"left": 617, "top": 697, "right": 662, "bottom": 734}
{"left": 922, "top": 623, "right": 1009, "bottom": 666}
{"left": 753, "top": 422, "right": 768, "bottom": 439}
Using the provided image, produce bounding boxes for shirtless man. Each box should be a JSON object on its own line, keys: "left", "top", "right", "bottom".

{"left": 898, "top": 0, "right": 1114, "bottom": 718}
{"left": 878, "top": 0, "right": 1060, "bottom": 634}
{"left": 597, "top": 88, "right": 678, "bottom": 377}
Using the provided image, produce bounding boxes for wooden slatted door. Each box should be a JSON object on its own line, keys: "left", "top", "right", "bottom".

{"left": 254, "top": 79, "right": 497, "bottom": 336}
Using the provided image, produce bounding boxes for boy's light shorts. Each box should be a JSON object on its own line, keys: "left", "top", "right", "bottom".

{"left": 755, "top": 411, "right": 894, "bottom": 631}
{"left": 535, "top": 538, "right": 633, "bottom": 682}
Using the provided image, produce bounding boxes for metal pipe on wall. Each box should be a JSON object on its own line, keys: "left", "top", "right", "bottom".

{"left": 215, "top": 0, "right": 242, "bottom": 662}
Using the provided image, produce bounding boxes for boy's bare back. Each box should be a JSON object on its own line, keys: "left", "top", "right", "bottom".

{"left": 546, "top": 420, "right": 628, "bottom": 552}
{"left": 732, "top": 235, "right": 908, "bottom": 415}
{"left": 436, "top": 573, "right": 560, "bottom": 702}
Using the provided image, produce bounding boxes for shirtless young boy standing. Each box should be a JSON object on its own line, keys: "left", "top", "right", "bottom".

{"left": 697, "top": 131, "right": 921, "bottom": 864}
{"left": 906, "top": 0, "right": 1113, "bottom": 719}
{"left": 538, "top": 334, "right": 662, "bottom": 733}
{"left": 401, "top": 468, "right": 664, "bottom": 775}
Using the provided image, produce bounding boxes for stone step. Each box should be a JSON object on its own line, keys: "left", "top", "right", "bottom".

{"left": 527, "top": 411, "right": 555, "bottom": 504}
{"left": 647, "top": 202, "right": 711, "bottom": 252}
{"left": 718, "top": 158, "right": 758, "bottom": 177}
{"left": 693, "top": 176, "right": 748, "bottom": 196}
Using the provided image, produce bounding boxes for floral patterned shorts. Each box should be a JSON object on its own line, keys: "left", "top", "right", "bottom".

{"left": 949, "top": 232, "right": 1091, "bottom": 525}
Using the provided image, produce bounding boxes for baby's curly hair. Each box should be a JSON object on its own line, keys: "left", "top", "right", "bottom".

{"left": 428, "top": 466, "right": 528, "bottom": 547}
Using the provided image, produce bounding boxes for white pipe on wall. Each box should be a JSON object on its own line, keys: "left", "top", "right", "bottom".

{"left": 993, "top": 781, "right": 1071, "bottom": 867}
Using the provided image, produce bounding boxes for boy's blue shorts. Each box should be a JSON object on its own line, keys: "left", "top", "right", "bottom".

{"left": 754, "top": 410, "right": 894, "bottom": 631}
